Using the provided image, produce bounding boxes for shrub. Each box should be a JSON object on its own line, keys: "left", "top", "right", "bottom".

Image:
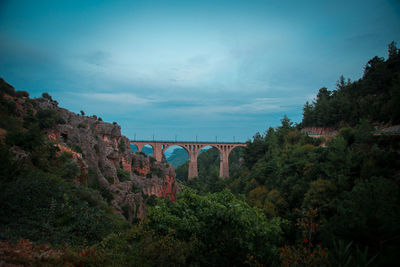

{"left": 118, "top": 139, "right": 126, "bottom": 153}
{"left": 105, "top": 176, "right": 114, "bottom": 184}
{"left": 36, "top": 109, "right": 63, "bottom": 129}
{"left": 100, "top": 186, "right": 114, "bottom": 203}
{"left": 117, "top": 168, "right": 130, "bottom": 182}
{"left": 0, "top": 170, "right": 124, "bottom": 246}
{"left": 131, "top": 183, "right": 142, "bottom": 193}
{"left": 41, "top": 92, "right": 52, "bottom": 101}
{"left": 0, "top": 78, "right": 15, "bottom": 96}
{"left": 80, "top": 110, "right": 85, "bottom": 116}
{"left": 15, "top": 90, "right": 29, "bottom": 97}
{"left": 87, "top": 169, "right": 100, "bottom": 190}
{"left": 60, "top": 160, "right": 80, "bottom": 181}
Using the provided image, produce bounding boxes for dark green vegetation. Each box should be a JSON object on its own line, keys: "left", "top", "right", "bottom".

{"left": 176, "top": 146, "right": 243, "bottom": 194}
{"left": 176, "top": 43, "right": 400, "bottom": 266}
{"left": 302, "top": 41, "right": 400, "bottom": 127}
{"left": 0, "top": 82, "right": 129, "bottom": 248}
{"left": 1, "top": 43, "right": 399, "bottom": 266}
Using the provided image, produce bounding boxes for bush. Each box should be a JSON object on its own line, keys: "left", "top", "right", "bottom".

{"left": 117, "top": 168, "right": 130, "bottom": 182}
{"left": 146, "top": 188, "right": 284, "bottom": 265}
{"left": 15, "top": 90, "right": 29, "bottom": 97}
{"left": 41, "top": 92, "right": 52, "bottom": 101}
{"left": 36, "top": 109, "right": 64, "bottom": 129}
{"left": 60, "top": 159, "right": 80, "bottom": 181}
{"left": 105, "top": 176, "right": 114, "bottom": 184}
{"left": 118, "top": 139, "right": 126, "bottom": 153}
{"left": 0, "top": 170, "right": 124, "bottom": 246}
{"left": 0, "top": 78, "right": 16, "bottom": 95}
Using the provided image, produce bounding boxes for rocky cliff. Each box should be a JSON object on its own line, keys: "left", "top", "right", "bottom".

{"left": 1, "top": 79, "right": 177, "bottom": 221}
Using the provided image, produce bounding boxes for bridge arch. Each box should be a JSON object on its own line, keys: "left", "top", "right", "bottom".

{"left": 140, "top": 144, "right": 154, "bottom": 156}
{"left": 162, "top": 145, "right": 190, "bottom": 166}
{"left": 196, "top": 145, "right": 221, "bottom": 179}
{"left": 130, "top": 143, "right": 139, "bottom": 153}
{"left": 228, "top": 146, "right": 245, "bottom": 177}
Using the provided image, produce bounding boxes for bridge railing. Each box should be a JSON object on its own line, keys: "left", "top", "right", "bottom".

{"left": 130, "top": 140, "right": 246, "bottom": 144}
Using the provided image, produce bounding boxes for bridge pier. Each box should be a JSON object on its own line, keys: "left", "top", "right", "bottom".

{"left": 153, "top": 143, "right": 163, "bottom": 162}
{"left": 188, "top": 149, "right": 198, "bottom": 178}
{"left": 219, "top": 148, "right": 230, "bottom": 179}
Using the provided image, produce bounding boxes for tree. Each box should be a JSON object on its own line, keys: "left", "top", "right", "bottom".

{"left": 146, "top": 188, "right": 283, "bottom": 266}
{"left": 41, "top": 92, "right": 53, "bottom": 101}
{"left": 388, "top": 41, "right": 398, "bottom": 59}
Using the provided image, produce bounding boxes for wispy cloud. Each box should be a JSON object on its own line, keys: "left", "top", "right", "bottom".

{"left": 83, "top": 50, "right": 111, "bottom": 66}
{"left": 79, "top": 93, "right": 157, "bottom": 105}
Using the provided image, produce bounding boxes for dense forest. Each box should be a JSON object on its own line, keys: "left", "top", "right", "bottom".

{"left": 0, "top": 43, "right": 399, "bottom": 266}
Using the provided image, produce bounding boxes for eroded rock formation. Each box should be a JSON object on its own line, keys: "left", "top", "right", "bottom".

{"left": 9, "top": 93, "right": 177, "bottom": 221}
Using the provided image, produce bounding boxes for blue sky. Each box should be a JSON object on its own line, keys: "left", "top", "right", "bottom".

{"left": 1, "top": 0, "right": 399, "bottom": 142}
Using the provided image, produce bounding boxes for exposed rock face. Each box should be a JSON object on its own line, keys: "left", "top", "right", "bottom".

{"left": 34, "top": 98, "right": 177, "bottom": 221}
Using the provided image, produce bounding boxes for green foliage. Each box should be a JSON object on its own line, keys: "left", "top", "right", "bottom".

{"left": 0, "top": 78, "right": 16, "bottom": 95}
{"left": 105, "top": 175, "right": 114, "bottom": 184}
{"left": 15, "top": 90, "right": 29, "bottom": 97}
{"left": 146, "top": 188, "right": 284, "bottom": 265}
{"left": 117, "top": 168, "right": 130, "bottom": 182}
{"left": 60, "top": 157, "right": 81, "bottom": 181}
{"left": 36, "top": 108, "right": 65, "bottom": 129}
{"left": 41, "top": 92, "right": 52, "bottom": 101}
{"left": 302, "top": 42, "right": 400, "bottom": 126}
{"left": 118, "top": 138, "right": 126, "bottom": 153}
{"left": 0, "top": 170, "right": 126, "bottom": 246}
{"left": 226, "top": 108, "right": 400, "bottom": 264}
{"left": 5, "top": 124, "right": 43, "bottom": 150}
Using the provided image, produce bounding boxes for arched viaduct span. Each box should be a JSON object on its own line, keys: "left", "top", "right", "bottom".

{"left": 130, "top": 141, "right": 246, "bottom": 179}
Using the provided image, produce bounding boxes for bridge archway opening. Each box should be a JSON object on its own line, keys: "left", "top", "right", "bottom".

{"left": 197, "top": 145, "right": 221, "bottom": 178}
{"left": 141, "top": 144, "right": 154, "bottom": 156}
{"left": 130, "top": 144, "right": 139, "bottom": 153}
{"left": 228, "top": 146, "right": 245, "bottom": 178}
{"left": 163, "top": 145, "right": 189, "bottom": 168}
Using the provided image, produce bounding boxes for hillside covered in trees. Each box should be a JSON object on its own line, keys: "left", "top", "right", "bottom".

{"left": 178, "top": 43, "right": 400, "bottom": 266}
{"left": 302, "top": 41, "right": 400, "bottom": 127}
{"left": 0, "top": 43, "right": 399, "bottom": 266}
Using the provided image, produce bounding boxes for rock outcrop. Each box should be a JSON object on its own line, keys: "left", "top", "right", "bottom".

{"left": 1, "top": 85, "right": 177, "bottom": 221}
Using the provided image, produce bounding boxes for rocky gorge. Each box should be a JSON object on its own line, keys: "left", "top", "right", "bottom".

{"left": 1, "top": 78, "right": 177, "bottom": 221}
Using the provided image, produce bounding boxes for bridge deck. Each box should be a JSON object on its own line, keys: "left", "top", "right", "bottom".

{"left": 130, "top": 140, "right": 246, "bottom": 144}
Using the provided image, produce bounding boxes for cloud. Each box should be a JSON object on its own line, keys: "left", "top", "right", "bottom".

{"left": 78, "top": 92, "right": 157, "bottom": 105}
{"left": 83, "top": 50, "right": 111, "bottom": 66}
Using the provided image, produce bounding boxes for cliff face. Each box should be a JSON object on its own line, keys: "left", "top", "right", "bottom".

{"left": 11, "top": 94, "right": 176, "bottom": 221}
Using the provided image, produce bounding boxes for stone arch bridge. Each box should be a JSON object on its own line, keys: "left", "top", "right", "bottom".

{"left": 130, "top": 141, "right": 246, "bottom": 179}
